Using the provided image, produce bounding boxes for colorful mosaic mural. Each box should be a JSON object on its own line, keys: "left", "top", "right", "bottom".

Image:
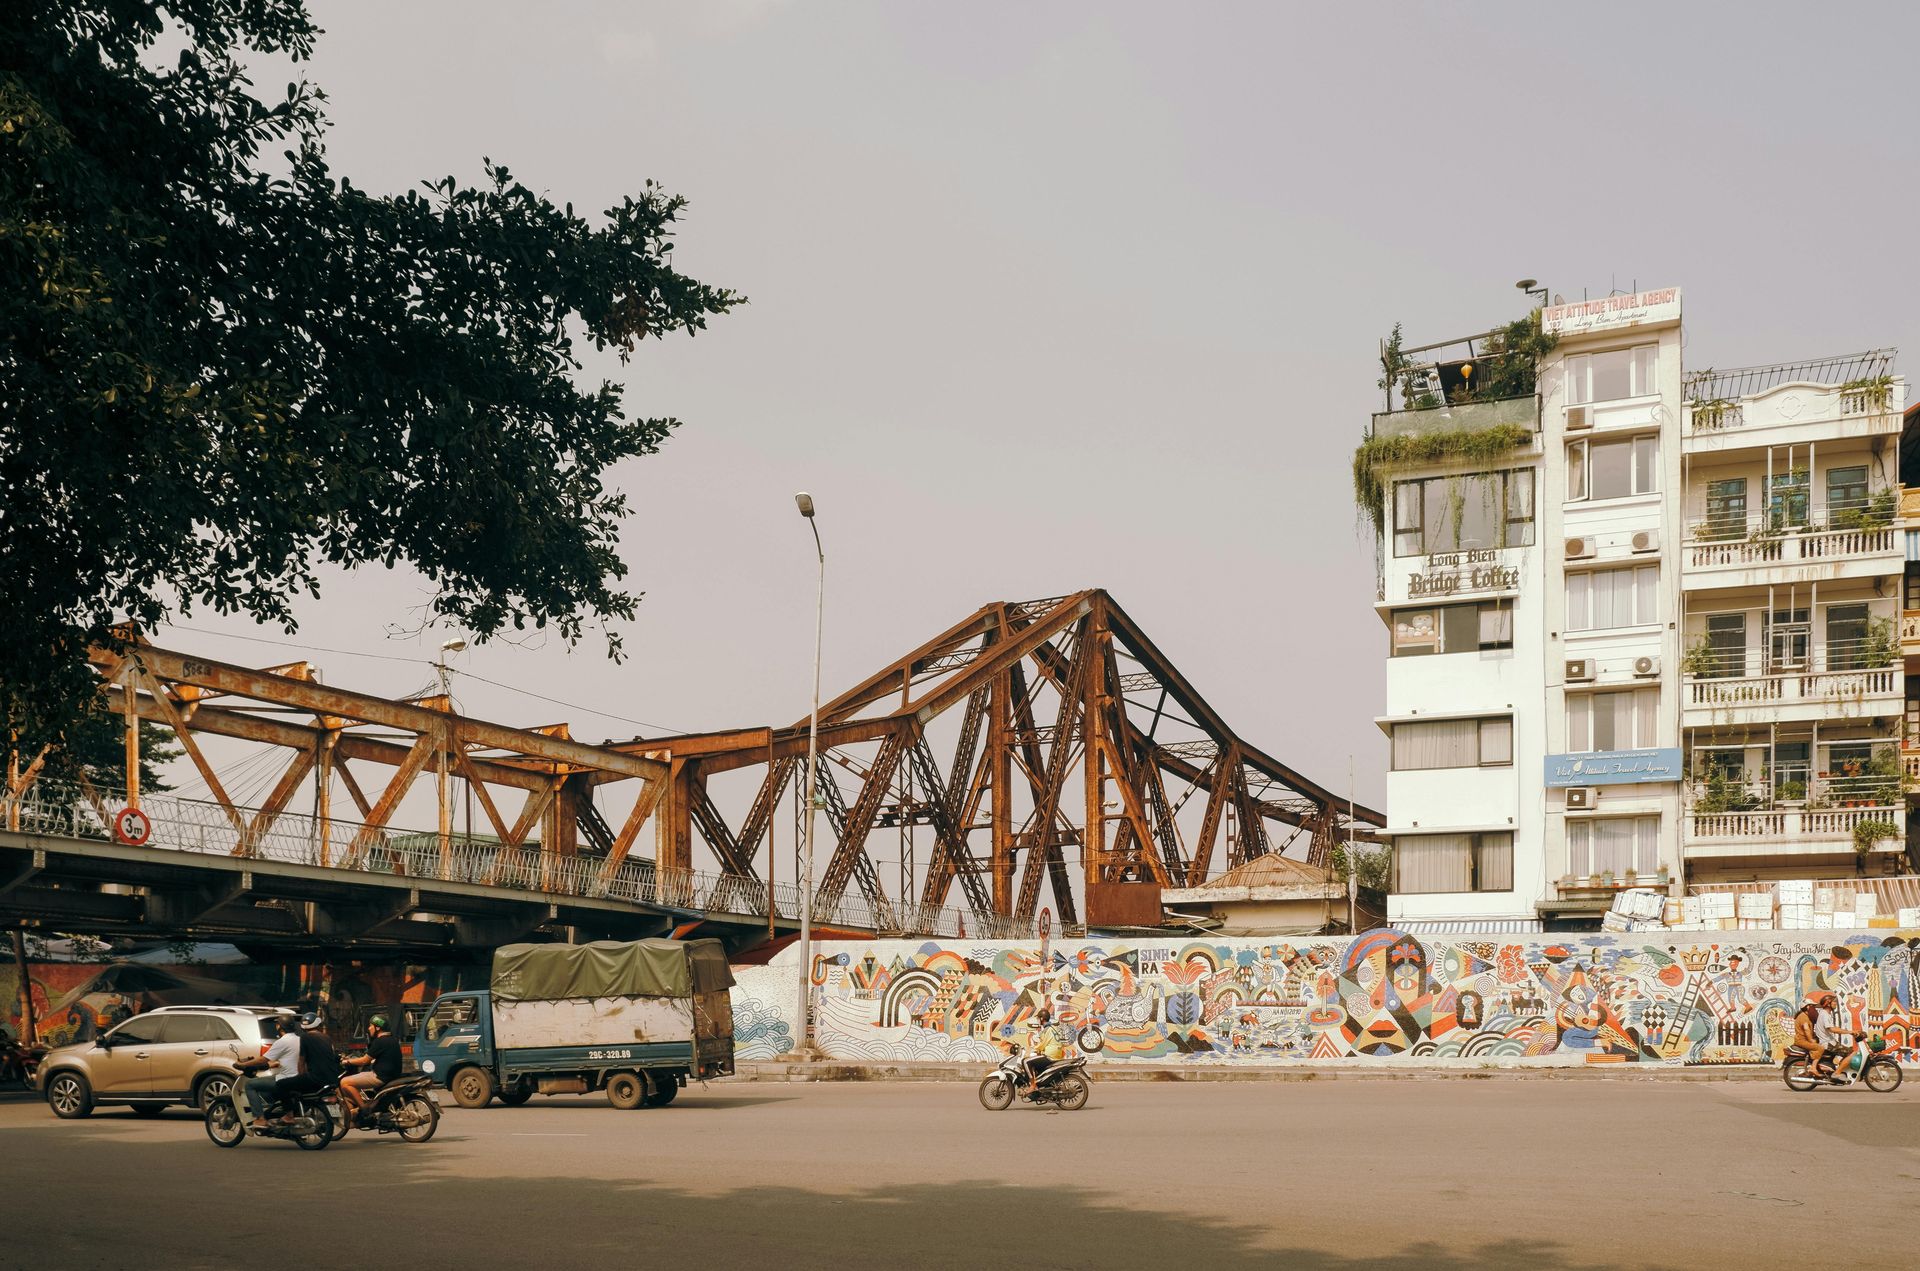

{"left": 728, "top": 929, "right": 1920, "bottom": 1066}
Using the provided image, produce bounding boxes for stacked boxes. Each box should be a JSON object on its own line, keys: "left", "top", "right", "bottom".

{"left": 1777, "top": 880, "right": 1814, "bottom": 930}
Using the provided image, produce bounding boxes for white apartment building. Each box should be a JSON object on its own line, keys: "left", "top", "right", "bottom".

{"left": 1364, "top": 287, "right": 1907, "bottom": 930}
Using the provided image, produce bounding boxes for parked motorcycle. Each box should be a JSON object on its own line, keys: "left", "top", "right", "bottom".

{"left": 1782, "top": 1034, "right": 1903, "bottom": 1093}
{"left": 979, "top": 1044, "right": 1091, "bottom": 1111}
{"left": 0, "top": 1035, "right": 47, "bottom": 1088}
{"left": 204, "top": 1059, "right": 340, "bottom": 1150}
{"left": 336, "top": 1073, "right": 440, "bottom": 1143}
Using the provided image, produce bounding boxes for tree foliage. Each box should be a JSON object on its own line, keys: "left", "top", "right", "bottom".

{"left": 0, "top": 0, "right": 741, "bottom": 754}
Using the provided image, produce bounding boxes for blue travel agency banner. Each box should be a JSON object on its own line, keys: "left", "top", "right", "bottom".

{"left": 1544, "top": 748, "right": 1683, "bottom": 787}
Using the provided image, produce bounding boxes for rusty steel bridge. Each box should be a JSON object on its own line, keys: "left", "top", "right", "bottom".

{"left": 0, "top": 591, "right": 1382, "bottom": 955}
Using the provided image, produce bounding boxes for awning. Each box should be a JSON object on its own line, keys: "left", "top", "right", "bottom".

{"left": 1389, "top": 917, "right": 1543, "bottom": 935}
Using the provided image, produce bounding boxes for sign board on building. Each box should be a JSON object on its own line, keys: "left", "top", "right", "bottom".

{"left": 1544, "top": 748, "right": 1683, "bottom": 787}
{"left": 1406, "top": 548, "right": 1520, "bottom": 600}
{"left": 1541, "top": 287, "right": 1681, "bottom": 338}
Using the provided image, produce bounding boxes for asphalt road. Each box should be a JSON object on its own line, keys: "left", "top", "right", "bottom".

{"left": 1, "top": 1076, "right": 1915, "bottom": 1270}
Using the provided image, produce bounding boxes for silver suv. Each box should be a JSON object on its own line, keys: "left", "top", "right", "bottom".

{"left": 37, "top": 1006, "right": 293, "bottom": 1119}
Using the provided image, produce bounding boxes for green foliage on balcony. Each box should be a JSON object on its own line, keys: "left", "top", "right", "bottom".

{"left": 1852, "top": 817, "right": 1900, "bottom": 855}
{"left": 1351, "top": 422, "right": 1535, "bottom": 536}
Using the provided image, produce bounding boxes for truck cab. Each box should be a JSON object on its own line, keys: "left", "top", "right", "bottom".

{"left": 413, "top": 992, "right": 494, "bottom": 1090}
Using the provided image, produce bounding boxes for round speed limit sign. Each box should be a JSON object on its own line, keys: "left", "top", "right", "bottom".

{"left": 1037, "top": 906, "right": 1052, "bottom": 972}
{"left": 112, "top": 805, "right": 152, "bottom": 846}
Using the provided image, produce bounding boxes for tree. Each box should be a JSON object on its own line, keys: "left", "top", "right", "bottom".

{"left": 0, "top": 0, "right": 742, "bottom": 752}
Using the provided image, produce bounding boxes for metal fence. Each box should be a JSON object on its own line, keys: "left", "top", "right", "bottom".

{"left": 0, "top": 781, "right": 1031, "bottom": 940}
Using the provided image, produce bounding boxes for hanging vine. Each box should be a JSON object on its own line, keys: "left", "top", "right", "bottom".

{"left": 1352, "top": 423, "right": 1534, "bottom": 538}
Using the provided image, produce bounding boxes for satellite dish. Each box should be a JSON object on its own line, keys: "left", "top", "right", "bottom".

{"left": 1553, "top": 293, "right": 1564, "bottom": 306}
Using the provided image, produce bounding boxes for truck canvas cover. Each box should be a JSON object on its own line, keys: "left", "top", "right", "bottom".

{"left": 492, "top": 939, "right": 735, "bottom": 1003}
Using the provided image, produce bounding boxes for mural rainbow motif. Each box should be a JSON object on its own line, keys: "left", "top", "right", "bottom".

{"left": 729, "top": 929, "right": 1920, "bottom": 1066}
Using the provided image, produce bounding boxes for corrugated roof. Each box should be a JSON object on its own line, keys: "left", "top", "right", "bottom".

{"left": 1391, "top": 918, "right": 1544, "bottom": 935}
{"left": 1190, "top": 853, "right": 1339, "bottom": 892}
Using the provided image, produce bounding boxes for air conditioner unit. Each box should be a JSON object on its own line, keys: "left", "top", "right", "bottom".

{"left": 1566, "top": 658, "right": 1595, "bottom": 683}
{"left": 1566, "top": 405, "right": 1591, "bottom": 431}
{"left": 1565, "top": 536, "right": 1596, "bottom": 560}
{"left": 1566, "top": 787, "right": 1598, "bottom": 810}
{"left": 1633, "top": 655, "right": 1661, "bottom": 678}
{"left": 1631, "top": 529, "right": 1660, "bottom": 553}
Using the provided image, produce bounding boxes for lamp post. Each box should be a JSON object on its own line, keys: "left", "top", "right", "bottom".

{"left": 793, "top": 492, "right": 825, "bottom": 1055}
{"left": 432, "top": 638, "right": 466, "bottom": 879}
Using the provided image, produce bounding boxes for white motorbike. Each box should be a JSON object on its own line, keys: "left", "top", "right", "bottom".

{"left": 1782, "top": 1034, "right": 1902, "bottom": 1093}
{"left": 204, "top": 1057, "right": 340, "bottom": 1150}
{"left": 979, "top": 1044, "right": 1090, "bottom": 1111}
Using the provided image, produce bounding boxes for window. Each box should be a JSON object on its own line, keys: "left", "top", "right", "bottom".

{"left": 1774, "top": 742, "right": 1811, "bottom": 797}
{"left": 159, "top": 1014, "right": 238, "bottom": 1043}
{"left": 423, "top": 997, "right": 479, "bottom": 1042}
{"left": 1390, "top": 469, "right": 1536, "bottom": 557}
{"left": 1567, "top": 435, "right": 1658, "bottom": 501}
{"left": 1905, "top": 566, "right": 1920, "bottom": 611}
{"left": 1390, "top": 717, "right": 1513, "bottom": 770}
{"left": 1826, "top": 465, "right": 1868, "bottom": 519}
{"left": 1703, "top": 478, "right": 1747, "bottom": 539}
{"left": 1767, "top": 607, "right": 1809, "bottom": 671}
{"left": 1390, "top": 601, "right": 1513, "bottom": 656}
{"left": 1826, "top": 602, "right": 1871, "bottom": 670}
{"left": 1769, "top": 470, "right": 1808, "bottom": 528}
{"left": 1566, "top": 565, "right": 1659, "bottom": 632}
{"left": 1393, "top": 832, "right": 1514, "bottom": 894}
{"left": 1567, "top": 689, "right": 1657, "bottom": 752}
{"left": 1702, "top": 613, "right": 1746, "bottom": 678}
{"left": 104, "top": 1015, "right": 167, "bottom": 1046}
{"left": 1565, "top": 344, "right": 1658, "bottom": 405}
{"left": 1566, "top": 817, "right": 1659, "bottom": 878}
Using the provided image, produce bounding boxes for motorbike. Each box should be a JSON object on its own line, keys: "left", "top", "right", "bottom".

{"left": 979, "top": 1044, "right": 1091, "bottom": 1111}
{"left": 334, "top": 1072, "right": 440, "bottom": 1143}
{"left": 204, "top": 1060, "right": 341, "bottom": 1150}
{"left": 1782, "top": 1034, "right": 1903, "bottom": 1093}
{"left": 0, "top": 1036, "right": 47, "bottom": 1088}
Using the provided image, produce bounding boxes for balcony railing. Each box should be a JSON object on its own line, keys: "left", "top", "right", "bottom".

{"left": 1684, "top": 515, "right": 1897, "bottom": 570}
{"left": 1686, "top": 804, "right": 1903, "bottom": 844}
{"left": 1684, "top": 640, "right": 1899, "bottom": 710}
{"left": 1367, "top": 393, "right": 1539, "bottom": 444}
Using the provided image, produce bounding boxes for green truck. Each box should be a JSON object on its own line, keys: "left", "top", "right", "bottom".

{"left": 414, "top": 939, "right": 735, "bottom": 1109}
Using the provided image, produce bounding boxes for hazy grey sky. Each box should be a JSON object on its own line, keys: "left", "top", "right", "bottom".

{"left": 170, "top": 0, "right": 1920, "bottom": 817}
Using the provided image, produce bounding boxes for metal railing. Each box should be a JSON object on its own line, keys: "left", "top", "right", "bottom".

{"left": 1682, "top": 349, "right": 1895, "bottom": 403}
{"left": 0, "top": 781, "right": 1032, "bottom": 940}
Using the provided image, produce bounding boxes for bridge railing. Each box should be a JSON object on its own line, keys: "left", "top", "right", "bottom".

{"left": 1, "top": 782, "right": 1032, "bottom": 939}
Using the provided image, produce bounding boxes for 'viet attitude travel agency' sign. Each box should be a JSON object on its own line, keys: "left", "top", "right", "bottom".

{"left": 1544, "top": 748, "right": 1683, "bottom": 787}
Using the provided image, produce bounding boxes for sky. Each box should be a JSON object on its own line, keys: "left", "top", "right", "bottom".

{"left": 164, "top": 0, "right": 1920, "bottom": 825}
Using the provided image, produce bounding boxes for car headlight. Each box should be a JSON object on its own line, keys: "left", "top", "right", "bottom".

{"left": 421, "top": 1059, "right": 435, "bottom": 1074}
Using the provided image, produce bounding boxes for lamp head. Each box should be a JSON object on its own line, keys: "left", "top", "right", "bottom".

{"left": 794, "top": 492, "right": 816, "bottom": 518}
{"left": 440, "top": 637, "right": 467, "bottom": 654}
{"left": 1515, "top": 278, "right": 1538, "bottom": 292}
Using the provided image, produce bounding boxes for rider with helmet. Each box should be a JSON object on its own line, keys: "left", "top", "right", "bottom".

{"left": 340, "top": 1015, "right": 402, "bottom": 1122}
{"left": 1022, "top": 1004, "right": 1068, "bottom": 1092}
{"left": 273, "top": 1011, "right": 344, "bottom": 1118}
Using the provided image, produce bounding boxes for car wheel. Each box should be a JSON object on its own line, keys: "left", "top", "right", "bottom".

{"left": 130, "top": 1103, "right": 167, "bottom": 1117}
{"left": 449, "top": 1067, "right": 495, "bottom": 1109}
{"left": 196, "top": 1073, "right": 235, "bottom": 1111}
{"left": 606, "top": 1072, "right": 646, "bottom": 1109}
{"left": 46, "top": 1072, "right": 93, "bottom": 1119}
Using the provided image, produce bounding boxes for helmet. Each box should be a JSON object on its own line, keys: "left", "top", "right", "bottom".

{"left": 1869, "top": 1036, "right": 1887, "bottom": 1052}
{"left": 297, "top": 1011, "right": 323, "bottom": 1030}
{"left": 369, "top": 1015, "right": 389, "bottom": 1032}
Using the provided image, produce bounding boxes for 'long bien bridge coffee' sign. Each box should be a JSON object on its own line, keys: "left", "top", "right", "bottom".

{"left": 1544, "top": 748, "right": 1683, "bottom": 787}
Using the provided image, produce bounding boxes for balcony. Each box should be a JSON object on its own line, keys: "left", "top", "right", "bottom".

{"left": 1685, "top": 804, "right": 1905, "bottom": 858}
{"left": 1682, "top": 645, "right": 1901, "bottom": 727}
{"left": 1904, "top": 611, "right": 1920, "bottom": 656}
{"left": 1681, "top": 351, "right": 1902, "bottom": 456}
{"left": 1367, "top": 394, "right": 1539, "bottom": 446}
{"left": 1683, "top": 518, "right": 1899, "bottom": 589}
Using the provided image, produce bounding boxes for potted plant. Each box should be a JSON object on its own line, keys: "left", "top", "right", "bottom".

{"left": 1852, "top": 817, "right": 1899, "bottom": 855}
{"left": 1777, "top": 780, "right": 1807, "bottom": 803}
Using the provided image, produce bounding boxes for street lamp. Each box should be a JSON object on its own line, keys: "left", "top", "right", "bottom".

{"left": 793, "top": 492, "right": 825, "bottom": 1056}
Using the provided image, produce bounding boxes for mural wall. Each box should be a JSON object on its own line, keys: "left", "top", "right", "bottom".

{"left": 730, "top": 929, "right": 1920, "bottom": 1066}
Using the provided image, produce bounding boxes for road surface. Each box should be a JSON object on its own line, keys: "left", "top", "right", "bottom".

{"left": 0, "top": 1076, "right": 1914, "bottom": 1269}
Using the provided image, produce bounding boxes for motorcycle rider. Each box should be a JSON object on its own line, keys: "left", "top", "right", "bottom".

{"left": 272, "top": 1011, "right": 343, "bottom": 1119}
{"left": 1022, "top": 1005, "right": 1067, "bottom": 1093}
{"left": 1793, "top": 991, "right": 1838, "bottom": 1076}
{"left": 340, "top": 1014, "right": 401, "bottom": 1122}
{"left": 245, "top": 1014, "right": 303, "bottom": 1130}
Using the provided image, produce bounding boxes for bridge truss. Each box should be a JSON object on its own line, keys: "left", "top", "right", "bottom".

{"left": 2, "top": 590, "right": 1382, "bottom": 945}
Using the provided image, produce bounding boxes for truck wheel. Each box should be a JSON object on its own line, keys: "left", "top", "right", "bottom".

{"left": 498, "top": 1081, "right": 535, "bottom": 1107}
{"left": 606, "top": 1072, "right": 646, "bottom": 1109}
{"left": 643, "top": 1077, "right": 680, "bottom": 1107}
{"left": 450, "top": 1067, "right": 496, "bottom": 1109}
